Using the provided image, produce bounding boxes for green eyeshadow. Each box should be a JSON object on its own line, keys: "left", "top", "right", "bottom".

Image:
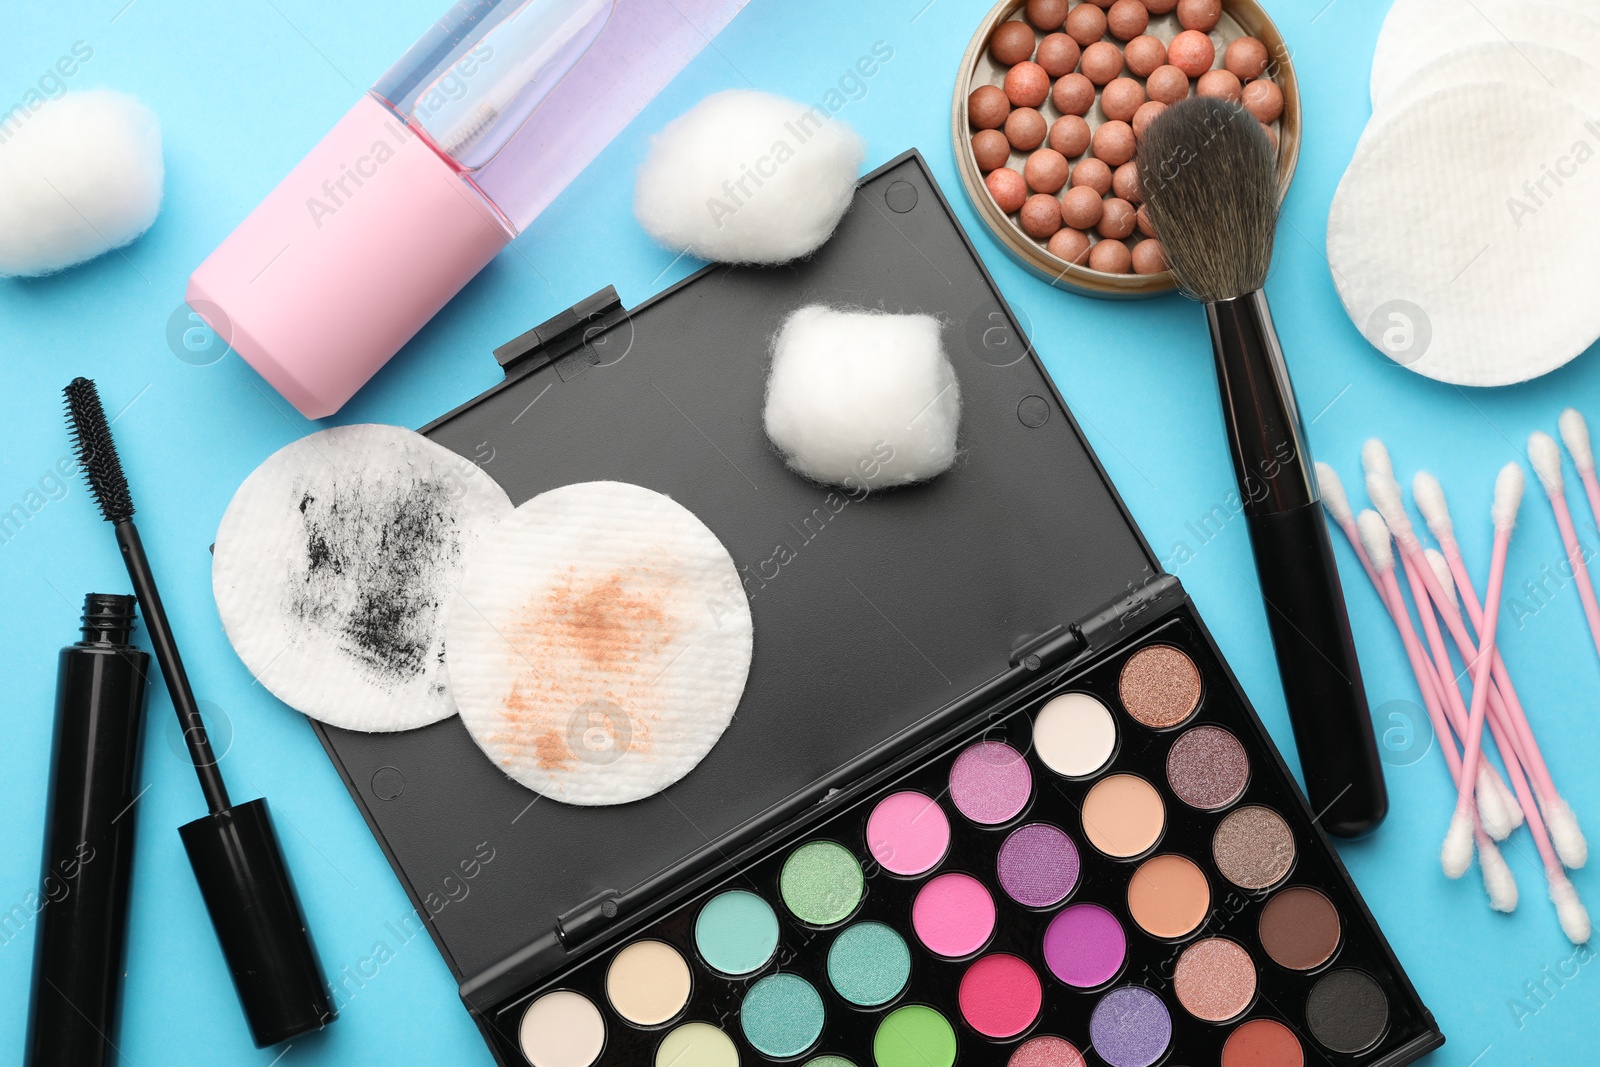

{"left": 694, "top": 890, "right": 779, "bottom": 976}
{"left": 780, "top": 841, "right": 864, "bottom": 925}
{"left": 741, "top": 973, "right": 825, "bottom": 1059}
{"left": 873, "top": 1005, "right": 956, "bottom": 1067}
{"left": 827, "top": 922, "right": 910, "bottom": 1007}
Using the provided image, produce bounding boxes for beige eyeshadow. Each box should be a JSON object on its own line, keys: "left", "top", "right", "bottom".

{"left": 1127, "top": 854, "right": 1210, "bottom": 938}
{"left": 1212, "top": 805, "right": 1296, "bottom": 890}
{"left": 606, "top": 940, "right": 692, "bottom": 1026}
{"left": 1081, "top": 774, "right": 1166, "bottom": 858}
{"left": 519, "top": 990, "right": 606, "bottom": 1067}
{"left": 1119, "top": 645, "right": 1202, "bottom": 728}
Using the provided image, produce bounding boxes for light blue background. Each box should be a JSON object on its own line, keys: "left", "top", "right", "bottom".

{"left": 2, "top": 1, "right": 1597, "bottom": 1063}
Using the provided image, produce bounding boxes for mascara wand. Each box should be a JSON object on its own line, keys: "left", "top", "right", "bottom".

{"left": 64, "top": 377, "right": 334, "bottom": 1048}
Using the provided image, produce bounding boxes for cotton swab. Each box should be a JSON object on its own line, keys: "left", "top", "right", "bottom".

{"left": 1528, "top": 431, "right": 1600, "bottom": 664}
{"left": 1316, "top": 462, "right": 1380, "bottom": 591}
{"left": 1358, "top": 512, "right": 1518, "bottom": 911}
{"left": 1414, "top": 471, "right": 1587, "bottom": 869}
{"left": 1559, "top": 409, "right": 1600, "bottom": 540}
{"left": 1440, "top": 464, "right": 1521, "bottom": 879}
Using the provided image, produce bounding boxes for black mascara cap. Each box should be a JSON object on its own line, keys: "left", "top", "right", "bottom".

{"left": 179, "top": 798, "right": 335, "bottom": 1047}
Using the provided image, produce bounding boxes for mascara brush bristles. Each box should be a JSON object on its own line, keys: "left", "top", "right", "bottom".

{"left": 1135, "top": 96, "right": 1280, "bottom": 303}
{"left": 63, "top": 376, "right": 135, "bottom": 525}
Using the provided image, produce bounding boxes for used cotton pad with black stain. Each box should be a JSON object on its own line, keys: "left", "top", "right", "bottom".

{"left": 633, "top": 89, "right": 866, "bottom": 265}
{"left": 764, "top": 306, "right": 962, "bottom": 489}
{"left": 445, "top": 481, "right": 753, "bottom": 806}
{"left": 212, "top": 424, "right": 511, "bottom": 732}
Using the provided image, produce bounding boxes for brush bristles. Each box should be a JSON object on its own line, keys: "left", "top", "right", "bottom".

{"left": 1135, "top": 96, "right": 1279, "bottom": 302}
{"left": 63, "top": 377, "right": 134, "bottom": 525}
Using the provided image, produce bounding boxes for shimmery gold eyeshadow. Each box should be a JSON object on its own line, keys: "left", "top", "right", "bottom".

{"left": 1119, "top": 645, "right": 1202, "bottom": 728}
{"left": 1259, "top": 886, "right": 1342, "bottom": 970}
{"left": 1212, "top": 806, "right": 1296, "bottom": 890}
{"left": 1173, "top": 938, "right": 1256, "bottom": 1022}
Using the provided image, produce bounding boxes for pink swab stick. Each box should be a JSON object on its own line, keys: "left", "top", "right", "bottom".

{"left": 1529, "top": 431, "right": 1600, "bottom": 664}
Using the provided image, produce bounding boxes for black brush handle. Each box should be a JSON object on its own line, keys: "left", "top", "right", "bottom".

{"left": 1207, "top": 292, "right": 1387, "bottom": 837}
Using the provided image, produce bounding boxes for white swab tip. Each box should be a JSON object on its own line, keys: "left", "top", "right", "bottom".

{"left": 1413, "top": 471, "right": 1453, "bottom": 540}
{"left": 1550, "top": 875, "right": 1592, "bottom": 945}
{"left": 1529, "top": 431, "right": 1565, "bottom": 496}
{"left": 1493, "top": 464, "right": 1526, "bottom": 529}
{"left": 1315, "top": 462, "right": 1353, "bottom": 525}
{"left": 1365, "top": 469, "right": 1413, "bottom": 539}
{"left": 1361, "top": 438, "right": 1394, "bottom": 478}
{"left": 1441, "top": 810, "right": 1475, "bottom": 878}
{"left": 1477, "top": 837, "right": 1519, "bottom": 913}
{"left": 1546, "top": 795, "right": 1588, "bottom": 869}
{"left": 1424, "top": 548, "right": 1457, "bottom": 609}
{"left": 1560, "top": 409, "right": 1594, "bottom": 473}
{"left": 1476, "top": 764, "right": 1512, "bottom": 841}
{"left": 1356, "top": 510, "right": 1394, "bottom": 573}
{"left": 1491, "top": 766, "right": 1524, "bottom": 830}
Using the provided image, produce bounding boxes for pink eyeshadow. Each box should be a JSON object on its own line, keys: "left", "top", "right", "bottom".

{"left": 949, "top": 741, "right": 1033, "bottom": 824}
{"left": 912, "top": 873, "right": 996, "bottom": 958}
{"left": 959, "top": 953, "right": 1043, "bottom": 1038}
{"left": 867, "top": 791, "right": 951, "bottom": 876}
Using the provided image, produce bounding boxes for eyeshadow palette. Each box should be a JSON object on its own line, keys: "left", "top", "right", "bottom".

{"left": 494, "top": 604, "right": 1439, "bottom": 1067}
{"left": 307, "top": 152, "right": 1440, "bottom": 1067}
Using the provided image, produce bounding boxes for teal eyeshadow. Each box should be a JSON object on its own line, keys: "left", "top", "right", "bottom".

{"left": 742, "top": 974, "right": 826, "bottom": 1059}
{"left": 827, "top": 922, "right": 911, "bottom": 1007}
{"left": 695, "top": 890, "right": 780, "bottom": 976}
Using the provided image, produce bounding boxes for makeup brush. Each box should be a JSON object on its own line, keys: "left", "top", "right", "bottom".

{"left": 1137, "top": 97, "right": 1385, "bottom": 837}
{"left": 63, "top": 377, "right": 335, "bottom": 1047}
{"left": 1529, "top": 431, "right": 1600, "bottom": 664}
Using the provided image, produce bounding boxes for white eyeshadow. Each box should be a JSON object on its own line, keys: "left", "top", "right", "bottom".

{"left": 1033, "top": 692, "right": 1117, "bottom": 777}
{"left": 520, "top": 990, "right": 606, "bottom": 1067}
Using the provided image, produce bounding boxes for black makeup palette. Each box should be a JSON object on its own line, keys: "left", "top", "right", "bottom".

{"left": 308, "top": 152, "right": 1443, "bottom": 1067}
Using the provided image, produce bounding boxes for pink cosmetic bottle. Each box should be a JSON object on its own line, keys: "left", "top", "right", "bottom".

{"left": 188, "top": 0, "right": 748, "bottom": 418}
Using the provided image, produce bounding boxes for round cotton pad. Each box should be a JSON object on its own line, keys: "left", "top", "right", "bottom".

{"left": 212, "top": 424, "right": 512, "bottom": 732}
{"left": 634, "top": 89, "right": 866, "bottom": 265}
{"left": 446, "top": 481, "right": 753, "bottom": 805}
{"left": 1370, "top": 0, "right": 1600, "bottom": 107}
{"left": 1379, "top": 42, "right": 1600, "bottom": 122}
{"left": 1327, "top": 83, "right": 1600, "bottom": 386}
{"left": 764, "top": 306, "right": 962, "bottom": 489}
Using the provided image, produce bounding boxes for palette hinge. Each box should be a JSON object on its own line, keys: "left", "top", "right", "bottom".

{"left": 554, "top": 889, "right": 623, "bottom": 950}
{"left": 1009, "top": 624, "right": 1085, "bottom": 674}
{"left": 492, "top": 286, "right": 629, "bottom": 378}
{"left": 1076, "top": 572, "right": 1186, "bottom": 653}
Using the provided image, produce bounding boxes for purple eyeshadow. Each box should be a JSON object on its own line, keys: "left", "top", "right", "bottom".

{"left": 1089, "top": 986, "right": 1172, "bottom": 1067}
{"left": 997, "top": 823, "right": 1079, "bottom": 907}
{"left": 949, "top": 741, "right": 1032, "bottom": 825}
{"left": 1042, "top": 903, "right": 1125, "bottom": 988}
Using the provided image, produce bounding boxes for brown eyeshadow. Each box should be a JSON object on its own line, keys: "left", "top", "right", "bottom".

{"left": 1166, "top": 725, "right": 1249, "bottom": 809}
{"left": 1212, "top": 806, "right": 1295, "bottom": 890}
{"left": 1119, "top": 644, "right": 1201, "bottom": 728}
{"left": 1259, "top": 886, "right": 1341, "bottom": 971}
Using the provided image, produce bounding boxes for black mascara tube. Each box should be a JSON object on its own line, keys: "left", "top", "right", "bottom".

{"left": 26, "top": 594, "right": 150, "bottom": 1067}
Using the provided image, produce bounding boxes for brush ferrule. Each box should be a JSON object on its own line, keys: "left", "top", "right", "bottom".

{"left": 1205, "top": 290, "right": 1317, "bottom": 516}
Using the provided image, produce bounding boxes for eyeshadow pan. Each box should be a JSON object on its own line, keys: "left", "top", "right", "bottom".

{"left": 828, "top": 922, "right": 911, "bottom": 1007}
{"left": 695, "top": 890, "right": 779, "bottom": 976}
{"left": 1043, "top": 903, "right": 1126, "bottom": 988}
{"left": 866, "top": 791, "right": 950, "bottom": 876}
{"left": 1173, "top": 938, "right": 1256, "bottom": 1022}
{"left": 1127, "top": 854, "right": 1210, "bottom": 939}
{"left": 804, "top": 1059, "right": 855, "bottom": 1067}
{"left": 873, "top": 1005, "right": 957, "bottom": 1067}
{"left": 1307, "top": 969, "right": 1390, "bottom": 1053}
{"left": 912, "top": 872, "right": 996, "bottom": 958}
{"left": 1032, "top": 692, "right": 1117, "bottom": 777}
{"left": 1119, "top": 645, "right": 1202, "bottom": 728}
{"left": 958, "top": 953, "right": 1042, "bottom": 1038}
{"left": 781, "top": 841, "right": 864, "bottom": 925}
{"left": 1089, "top": 986, "right": 1172, "bottom": 1067}
{"left": 606, "top": 940, "right": 691, "bottom": 1026}
{"left": 997, "top": 823, "right": 1080, "bottom": 907}
{"left": 1008, "top": 1036, "right": 1087, "bottom": 1067}
{"left": 1212, "top": 806, "right": 1296, "bottom": 890}
{"left": 1166, "top": 725, "right": 1249, "bottom": 809}
{"left": 1221, "top": 1019, "right": 1304, "bottom": 1067}
{"left": 656, "top": 1022, "right": 738, "bottom": 1067}
{"left": 742, "top": 973, "right": 825, "bottom": 1059}
{"left": 1081, "top": 774, "right": 1165, "bottom": 858}
{"left": 949, "top": 741, "right": 1032, "bottom": 824}
{"left": 1259, "top": 886, "right": 1342, "bottom": 971}
{"left": 520, "top": 991, "right": 606, "bottom": 1067}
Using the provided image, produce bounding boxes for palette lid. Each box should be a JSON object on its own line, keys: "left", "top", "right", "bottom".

{"left": 311, "top": 152, "right": 1160, "bottom": 995}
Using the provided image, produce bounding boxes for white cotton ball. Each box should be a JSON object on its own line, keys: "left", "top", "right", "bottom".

{"left": 0, "top": 90, "right": 163, "bottom": 277}
{"left": 634, "top": 89, "right": 865, "bottom": 265}
{"left": 764, "top": 306, "right": 960, "bottom": 490}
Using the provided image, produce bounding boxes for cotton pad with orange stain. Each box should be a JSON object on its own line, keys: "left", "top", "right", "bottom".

{"left": 445, "top": 481, "right": 753, "bottom": 805}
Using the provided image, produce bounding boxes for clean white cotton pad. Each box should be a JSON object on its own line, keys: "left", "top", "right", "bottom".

{"left": 213, "top": 424, "right": 512, "bottom": 732}
{"left": 634, "top": 89, "right": 866, "bottom": 265}
{"left": 764, "top": 306, "right": 962, "bottom": 489}
{"left": 1371, "top": 0, "right": 1600, "bottom": 107}
{"left": 446, "top": 481, "right": 753, "bottom": 806}
{"left": 1328, "top": 83, "right": 1600, "bottom": 386}
{"left": 0, "top": 90, "right": 163, "bottom": 277}
{"left": 1380, "top": 42, "right": 1600, "bottom": 123}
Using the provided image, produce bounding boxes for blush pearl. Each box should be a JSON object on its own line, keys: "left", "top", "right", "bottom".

{"left": 1243, "top": 78, "right": 1285, "bottom": 123}
{"left": 1112, "top": 161, "right": 1142, "bottom": 203}
{"left": 1004, "top": 61, "right": 1051, "bottom": 107}
{"left": 968, "top": 84, "right": 1011, "bottom": 129}
{"left": 989, "top": 21, "right": 1037, "bottom": 66}
{"left": 1177, "top": 0, "right": 1221, "bottom": 31}
{"left": 1124, "top": 34, "right": 1167, "bottom": 77}
{"left": 1024, "top": 148, "right": 1071, "bottom": 193}
{"left": 1143, "top": 0, "right": 1178, "bottom": 12}
{"left": 1089, "top": 238, "right": 1132, "bottom": 273}
{"left": 971, "top": 129, "right": 1011, "bottom": 172}
{"left": 1065, "top": 3, "right": 1107, "bottom": 45}
{"left": 1020, "top": 192, "right": 1064, "bottom": 238}
{"left": 1092, "top": 120, "right": 1136, "bottom": 167}
{"left": 1080, "top": 42, "right": 1125, "bottom": 85}
{"left": 1025, "top": 0, "right": 1069, "bottom": 30}
{"left": 1197, "top": 69, "right": 1243, "bottom": 103}
{"left": 1071, "top": 157, "right": 1113, "bottom": 195}
{"left": 1168, "top": 30, "right": 1216, "bottom": 78}
{"left": 1059, "top": 185, "right": 1105, "bottom": 229}
{"left": 986, "top": 167, "right": 1027, "bottom": 213}
{"left": 1048, "top": 227, "right": 1092, "bottom": 265}
{"left": 1132, "top": 100, "right": 1167, "bottom": 140}
{"left": 1052, "top": 72, "right": 1096, "bottom": 115}
{"left": 1049, "top": 114, "right": 1092, "bottom": 157}
{"left": 1107, "top": 0, "right": 1149, "bottom": 40}
{"left": 1098, "top": 197, "right": 1136, "bottom": 239}
{"left": 1132, "top": 238, "right": 1168, "bottom": 273}
{"left": 1146, "top": 65, "right": 1190, "bottom": 105}
{"left": 1006, "top": 107, "right": 1049, "bottom": 150}
{"left": 1136, "top": 202, "right": 1157, "bottom": 237}
{"left": 1100, "top": 77, "right": 1147, "bottom": 122}
{"left": 1226, "top": 36, "right": 1271, "bottom": 80}
{"left": 1035, "top": 33, "right": 1081, "bottom": 77}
